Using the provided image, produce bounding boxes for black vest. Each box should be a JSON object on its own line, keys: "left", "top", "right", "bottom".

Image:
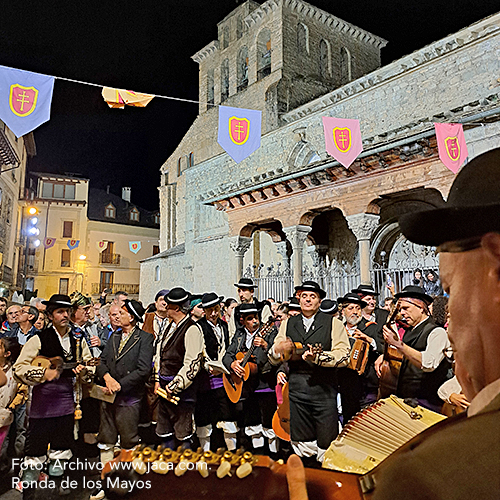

{"left": 285, "top": 312, "right": 334, "bottom": 378}
{"left": 37, "top": 326, "right": 78, "bottom": 378}
{"left": 398, "top": 318, "right": 450, "bottom": 404}
{"left": 197, "top": 317, "right": 229, "bottom": 361}
{"left": 159, "top": 315, "right": 197, "bottom": 378}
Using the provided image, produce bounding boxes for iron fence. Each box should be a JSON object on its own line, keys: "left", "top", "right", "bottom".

{"left": 243, "top": 263, "right": 294, "bottom": 302}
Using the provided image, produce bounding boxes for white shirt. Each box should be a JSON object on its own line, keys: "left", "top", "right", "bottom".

{"left": 245, "top": 328, "right": 258, "bottom": 350}
{"left": 302, "top": 314, "right": 316, "bottom": 332}
{"left": 419, "top": 325, "right": 450, "bottom": 371}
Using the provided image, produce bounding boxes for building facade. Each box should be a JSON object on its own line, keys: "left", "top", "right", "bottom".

{"left": 0, "top": 120, "right": 35, "bottom": 297}
{"left": 140, "top": 0, "right": 500, "bottom": 304}
{"left": 24, "top": 174, "right": 160, "bottom": 301}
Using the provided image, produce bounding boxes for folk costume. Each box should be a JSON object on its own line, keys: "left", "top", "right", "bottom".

{"left": 13, "top": 294, "right": 92, "bottom": 477}
{"left": 229, "top": 278, "right": 273, "bottom": 338}
{"left": 270, "top": 281, "right": 350, "bottom": 462}
{"left": 195, "top": 293, "right": 237, "bottom": 451}
{"left": 223, "top": 303, "right": 279, "bottom": 453}
{"left": 394, "top": 286, "right": 451, "bottom": 412}
{"left": 96, "top": 300, "right": 154, "bottom": 463}
{"left": 154, "top": 288, "right": 204, "bottom": 447}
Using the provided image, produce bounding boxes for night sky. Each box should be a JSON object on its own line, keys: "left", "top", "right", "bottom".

{"left": 1, "top": 0, "right": 498, "bottom": 210}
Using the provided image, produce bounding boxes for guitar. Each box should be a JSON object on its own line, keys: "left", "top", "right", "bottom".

{"left": 272, "top": 343, "right": 324, "bottom": 441}
{"left": 377, "top": 304, "right": 403, "bottom": 399}
{"left": 31, "top": 355, "right": 100, "bottom": 373}
{"left": 223, "top": 318, "right": 276, "bottom": 404}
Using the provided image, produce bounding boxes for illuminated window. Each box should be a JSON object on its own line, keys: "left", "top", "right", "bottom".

{"left": 129, "top": 208, "right": 139, "bottom": 222}
{"left": 105, "top": 203, "right": 115, "bottom": 218}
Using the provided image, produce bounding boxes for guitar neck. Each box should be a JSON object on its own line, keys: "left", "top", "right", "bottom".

{"left": 240, "top": 319, "right": 274, "bottom": 368}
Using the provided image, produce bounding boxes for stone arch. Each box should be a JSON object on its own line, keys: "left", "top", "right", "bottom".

{"left": 237, "top": 46, "right": 249, "bottom": 91}
{"left": 239, "top": 219, "right": 286, "bottom": 242}
{"left": 221, "top": 58, "right": 229, "bottom": 102}
{"left": 287, "top": 141, "right": 319, "bottom": 169}
{"left": 297, "top": 23, "right": 309, "bottom": 55}
{"left": 319, "top": 39, "right": 331, "bottom": 79}
{"left": 340, "top": 47, "right": 351, "bottom": 85}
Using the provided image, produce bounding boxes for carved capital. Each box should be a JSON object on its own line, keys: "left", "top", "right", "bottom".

{"left": 283, "top": 225, "right": 311, "bottom": 250}
{"left": 276, "top": 240, "right": 292, "bottom": 269}
{"left": 346, "top": 213, "right": 380, "bottom": 241}
{"left": 229, "top": 236, "right": 252, "bottom": 257}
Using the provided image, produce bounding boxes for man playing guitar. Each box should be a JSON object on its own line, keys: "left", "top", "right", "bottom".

{"left": 223, "top": 304, "right": 278, "bottom": 454}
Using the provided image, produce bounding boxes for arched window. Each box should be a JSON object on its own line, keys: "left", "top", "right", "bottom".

{"left": 297, "top": 23, "right": 309, "bottom": 54}
{"left": 154, "top": 265, "right": 160, "bottom": 281}
{"left": 319, "top": 39, "right": 331, "bottom": 78}
{"left": 177, "top": 157, "right": 182, "bottom": 177}
{"left": 223, "top": 26, "right": 230, "bottom": 49}
{"left": 154, "top": 213, "right": 160, "bottom": 225}
{"left": 207, "top": 69, "right": 214, "bottom": 108}
{"left": 188, "top": 152, "right": 194, "bottom": 168}
{"left": 221, "top": 59, "right": 229, "bottom": 102}
{"left": 129, "top": 207, "right": 139, "bottom": 222}
{"left": 105, "top": 203, "right": 115, "bottom": 218}
{"left": 237, "top": 47, "right": 249, "bottom": 91}
{"left": 340, "top": 47, "right": 352, "bottom": 85}
{"left": 257, "top": 29, "right": 271, "bottom": 80}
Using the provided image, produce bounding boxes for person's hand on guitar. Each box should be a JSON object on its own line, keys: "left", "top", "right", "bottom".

{"left": 43, "top": 367, "right": 61, "bottom": 382}
{"left": 253, "top": 336, "right": 268, "bottom": 350}
{"left": 374, "top": 354, "right": 384, "bottom": 377}
{"left": 73, "top": 364, "right": 87, "bottom": 376}
{"left": 103, "top": 373, "right": 121, "bottom": 394}
{"left": 286, "top": 455, "right": 308, "bottom": 500}
{"left": 90, "top": 335, "right": 101, "bottom": 347}
{"left": 274, "top": 338, "right": 295, "bottom": 357}
{"left": 352, "top": 329, "right": 373, "bottom": 344}
{"left": 231, "top": 359, "right": 246, "bottom": 378}
{"left": 449, "top": 392, "right": 470, "bottom": 409}
{"left": 277, "top": 372, "right": 287, "bottom": 386}
{"left": 302, "top": 344, "right": 316, "bottom": 362}
{"left": 382, "top": 325, "right": 403, "bottom": 349}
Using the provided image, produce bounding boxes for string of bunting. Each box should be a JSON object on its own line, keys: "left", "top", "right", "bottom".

{"left": 42, "top": 238, "right": 143, "bottom": 254}
{"left": 0, "top": 63, "right": 478, "bottom": 173}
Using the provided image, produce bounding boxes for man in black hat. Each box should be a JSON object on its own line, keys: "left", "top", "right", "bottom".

{"left": 269, "top": 281, "right": 350, "bottom": 463}
{"left": 96, "top": 299, "right": 154, "bottom": 466}
{"left": 375, "top": 285, "right": 451, "bottom": 412}
{"left": 142, "top": 289, "right": 169, "bottom": 337}
{"left": 229, "top": 278, "right": 273, "bottom": 337}
{"left": 352, "top": 283, "right": 389, "bottom": 326}
{"left": 337, "top": 293, "right": 383, "bottom": 422}
{"left": 14, "top": 294, "right": 93, "bottom": 482}
{"left": 287, "top": 297, "right": 302, "bottom": 316}
{"left": 194, "top": 292, "right": 236, "bottom": 451}
{"left": 223, "top": 303, "right": 278, "bottom": 454}
{"left": 153, "top": 287, "right": 204, "bottom": 450}
{"left": 319, "top": 299, "right": 339, "bottom": 318}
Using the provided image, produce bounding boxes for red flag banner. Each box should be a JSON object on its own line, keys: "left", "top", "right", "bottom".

{"left": 434, "top": 123, "right": 468, "bottom": 173}
{"left": 322, "top": 117, "right": 363, "bottom": 168}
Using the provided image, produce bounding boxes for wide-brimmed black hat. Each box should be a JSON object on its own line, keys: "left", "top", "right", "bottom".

{"left": 395, "top": 285, "right": 433, "bottom": 305}
{"left": 234, "top": 278, "right": 257, "bottom": 289}
{"left": 166, "top": 287, "right": 190, "bottom": 304}
{"left": 239, "top": 303, "right": 259, "bottom": 316}
{"left": 338, "top": 293, "right": 367, "bottom": 308}
{"left": 288, "top": 297, "right": 301, "bottom": 311}
{"left": 320, "top": 299, "right": 338, "bottom": 314}
{"left": 294, "top": 281, "right": 326, "bottom": 299}
{"left": 154, "top": 289, "right": 170, "bottom": 301}
{"left": 42, "top": 294, "right": 73, "bottom": 308}
{"left": 351, "top": 284, "right": 379, "bottom": 297}
{"left": 201, "top": 292, "right": 224, "bottom": 309}
{"left": 123, "top": 299, "right": 145, "bottom": 322}
{"left": 399, "top": 148, "right": 500, "bottom": 247}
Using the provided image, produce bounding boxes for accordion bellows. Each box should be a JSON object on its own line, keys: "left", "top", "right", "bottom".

{"left": 323, "top": 396, "right": 446, "bottom": 474}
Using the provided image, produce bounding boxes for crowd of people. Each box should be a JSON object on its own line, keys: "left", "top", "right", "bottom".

{"left": 0, "top": 264, "right": 462, "bottom": 499}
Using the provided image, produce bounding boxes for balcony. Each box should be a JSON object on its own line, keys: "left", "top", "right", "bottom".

{"left": 99, "top": 253, "right": 121, "bottom": 265}
{"left": 91, "top": 283, "right": 139, "bottom": 295}
{"left": 3, "top": 266, "right": 13, "bottom": 284}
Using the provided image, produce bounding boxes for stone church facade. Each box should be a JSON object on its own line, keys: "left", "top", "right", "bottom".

{"left": 140, "top": 0, "right": 500, "bottom": 304}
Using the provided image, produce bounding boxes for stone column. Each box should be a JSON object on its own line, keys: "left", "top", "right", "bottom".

{"left": 283, "top": 225, "right": 312, "bottom": 286}
{"left": 275, "top": 240, "right": 292, "bottom": 271}
{"left": 346, "top": 213, "right": 380, "bottom": 285}
{"left": 229, "top": 236, "right": 252, "bottom": 283}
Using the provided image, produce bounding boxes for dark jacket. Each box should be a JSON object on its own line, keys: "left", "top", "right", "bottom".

{"left": 96, "top": 326, "right": 154, "bottom": 398}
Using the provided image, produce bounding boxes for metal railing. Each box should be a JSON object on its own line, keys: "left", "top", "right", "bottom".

{"left": 91, "top": 283, "right": 139, "bottom": 295}
{"left": 99, "top": 253, "right": 121, "bottom": 265}
{"left": 243, "top": 263, "right": 294, "bottom": 302}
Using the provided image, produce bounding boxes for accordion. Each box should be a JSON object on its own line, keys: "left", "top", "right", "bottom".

{"left": 348, "top": 338, "right": 370, "bottom": 375}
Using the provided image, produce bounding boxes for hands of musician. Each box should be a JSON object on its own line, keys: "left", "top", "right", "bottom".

{"left": 253, "top": 336, "right": 268, "bottom": 350}
{"left": 383, "top": 325, "right": 403, "bottom": 349}
{"left": 43, "top": 367, "right": 61, "bottom": 382}
{"left": 449, "top": 393, "right": 470, "bottom": 409}
{"left": 277, "top": 372, "right": 288, "bottom": 386}
{"left": 73, "top": 364, "right": 87, "bottom": 375}
{"left": 103, "top": 373, "right": 121, "bottom": 394}
{"left": 375, "top": 354, "right": 384, "bottom": 377}
{"left": 352, "top": 330, "right": 373, "bottom": 343}
{"left": 274, "top": 338, "right": 294, "bottom": 356}
{"left": 90, "top": 335, "right": 101, "bottom": 347}
{"left": 231, "top": 359, "right": 246, "bottom": 378}
{"left": 302, "top": 344, "right": 316, "bottom": 362}
{"left": 154, "top": 381, "right": 160, "bottom": 394}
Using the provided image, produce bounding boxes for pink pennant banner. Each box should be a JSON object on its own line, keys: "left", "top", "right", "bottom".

{"left": 434, "top": 123, "right": 468, "bottom": 173}
{"left": 322, "top": 116, "right": 363, "bottom": 168}
{"left": 43, "top": 237, "right": 56, "bottom": 249}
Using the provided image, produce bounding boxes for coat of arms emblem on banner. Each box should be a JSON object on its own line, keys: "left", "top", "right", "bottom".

{"left": 9, "top": 84, "right": 38, "bottom": 117}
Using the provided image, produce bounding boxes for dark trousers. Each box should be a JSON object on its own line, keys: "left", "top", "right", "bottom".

{"left": 195, "top": 387, "right": 237, "bottom": 427}
{"left": 25, "top": 414, "right": 74, "bottom": 458}
{"left": 98, "top": 401, "right": 141, "bottom": 450}
{"left": 289, "top": 373, "right": 339, "bottom": 450}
